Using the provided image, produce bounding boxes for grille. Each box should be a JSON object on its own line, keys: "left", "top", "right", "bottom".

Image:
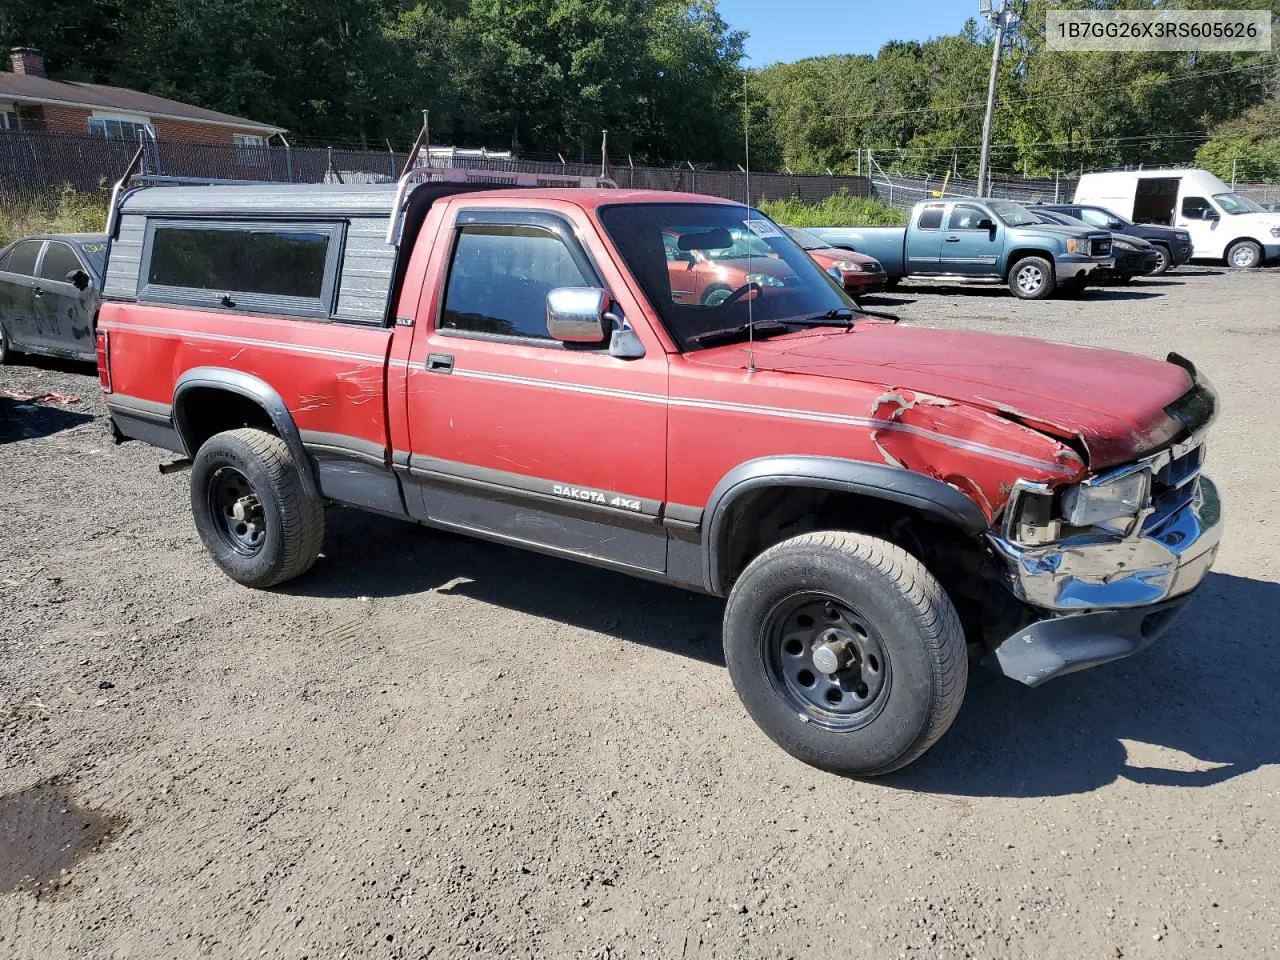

{"left": 1090, "top": 237, "right": 1112, "bottom": 257}
{"left": 1145, "top": 445, "right": 1203, "bottom": 531}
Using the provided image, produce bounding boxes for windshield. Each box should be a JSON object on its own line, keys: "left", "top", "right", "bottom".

{"left": 78, "top": 240, "right": 107, "bottom": 275}
{"left": 781, "top": 226, "right": 827, "bottom": 250}
{"left": 1214, "top": 193, "right": 1266, "bottom": 215}
{"left": 1035, "top": 211, "right": 1089, "bottom": 228}
{"left": 600, "top": 202, "right": 854, "bottom": 352}
{"left": 987, "top": 199, "right": 1041, "bottom": 227}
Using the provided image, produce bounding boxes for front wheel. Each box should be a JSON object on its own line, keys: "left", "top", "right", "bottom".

{"left": 190, "top": 427, "right": 324, "bottom": 588}
{"left": 723, "top": 532, "right": 967, "bottom": 776}
{"left": 0, "top": 323, "right": 15, "bottom": 364}
{"left": 1226, "top": 239, "right": 1263, "bottom": 269}
{"left": 1009, "top": 256, "right": 1055, "bottom": 300}
{"left": 1147, "top": 244, "right": 1171, "bottom": 275}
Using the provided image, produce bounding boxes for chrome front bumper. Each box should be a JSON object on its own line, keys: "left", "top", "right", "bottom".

{"left": 985, "top": 476, "right": 1222, "bottom": 685}
{"left": 991, "top": 475, "right": 1221, "bottom": 611}
{"left": 1055, "top": 256, "right": 1113, "bottom": 282}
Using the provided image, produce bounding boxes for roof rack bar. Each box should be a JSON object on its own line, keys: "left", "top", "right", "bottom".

{"left": 105, "top": 145, "right": 147, "bottom": 241}
{"left": 384, "top": 164, "right": 614, "bottom": 246}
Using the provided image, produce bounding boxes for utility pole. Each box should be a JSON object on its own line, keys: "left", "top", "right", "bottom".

{"left": 977, "top": 0, "right": 1011, "bottom": 198}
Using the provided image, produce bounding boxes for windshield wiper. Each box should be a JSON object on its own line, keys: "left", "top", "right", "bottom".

{"left": 788, "top": 308, "right": 856, "bottom": 327}
{"left": 689, "top": 319, "right": 790, "bottom": 346}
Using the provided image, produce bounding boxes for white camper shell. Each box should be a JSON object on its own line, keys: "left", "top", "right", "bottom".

{"left": 1074, "top": 169, "right": 1280, "bottom": 268}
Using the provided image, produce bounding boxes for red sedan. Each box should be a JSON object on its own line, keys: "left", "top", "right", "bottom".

{"left": 783, "top": 226, "right": 887, "bottom": 296}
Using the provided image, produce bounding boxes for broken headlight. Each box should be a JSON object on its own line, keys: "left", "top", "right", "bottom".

{"left": 1061, "top": 470, "right": 1150, "bottom": 529}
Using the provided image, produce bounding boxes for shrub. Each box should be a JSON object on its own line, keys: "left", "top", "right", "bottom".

{"left": 0, "top": 184, "right": 109, "bottom": 247}
{"left": 758, "top": 190, "right": 906, "bottom": 227}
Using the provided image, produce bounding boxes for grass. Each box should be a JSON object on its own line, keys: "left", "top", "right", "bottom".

{"left": 0, "top": 185, "right": 109, "bottom": 247}
{"left": 758, "top": 190, "right": 906, "bottom": 228}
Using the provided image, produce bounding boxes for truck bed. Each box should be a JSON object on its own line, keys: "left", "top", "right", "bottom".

{"left": 808, "top": 227, "right": 907, "bottom": 276}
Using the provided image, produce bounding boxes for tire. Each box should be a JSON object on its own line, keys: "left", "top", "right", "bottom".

{"left": 0, "top": 322, "right": 11, "bottom": 364}
{"left": 189, "top": 427, "right": 324, "bottom": 588}
{"left": 883, "top": 277, "right": 902, "bottom": 290}
{"left": 1147, "top": 244, "right": 1171, "bottom": 275}
{"left": 1009, "top": 256, "right": 1055, "bottom": 300}
{"left": 1226, "top": 239, "right": 1263, "bottom": 269}
{"left": 722, "top": 531, "right": 967, "bottom": 777}
{"left": 701, "top": 284, "right": 733, "bottom": 306}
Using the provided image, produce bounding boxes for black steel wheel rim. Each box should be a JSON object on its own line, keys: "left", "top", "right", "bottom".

{"left": 206, "top": 465, "right": 267, "bottom": 557}
{"left": 762, "top": 592, "right": 892, "bottom": 731}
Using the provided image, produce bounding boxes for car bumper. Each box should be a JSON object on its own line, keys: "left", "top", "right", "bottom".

{"left": 1171, "top": 241, "right": 1193, "bottom": 265}
{"left": 841, "top": 270, "right": 887, "bottom": 293}
{"left": 984, "top": 475, "right": 1222, "bottom": 686}
{"left": 1264, "top": 242, "right": 1280, "bottom": 263}
{"left": 1055, "top": 256, "right": 1112, "bottom": 283}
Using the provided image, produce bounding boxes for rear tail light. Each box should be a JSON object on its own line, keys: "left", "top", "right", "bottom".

{"left": 95, "top": 329, "right": 112, "bottom": 393}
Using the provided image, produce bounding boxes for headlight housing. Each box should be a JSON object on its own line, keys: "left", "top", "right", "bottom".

{"left": 1061, "top": 470, "right": 1150, "bottom": 529}
{"left": 745, "top": 272, "right": 786, "bottom": 288}
{"left": 828, "top": 260, "right": 859, "bottom": 272}
{"left": 1066, "top": 237, "right": 1081, "bottom": 254}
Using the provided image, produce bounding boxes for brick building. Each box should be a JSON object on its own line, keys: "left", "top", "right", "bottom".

{"left": 0, "top": 47, "right": 285, "bottom": 155}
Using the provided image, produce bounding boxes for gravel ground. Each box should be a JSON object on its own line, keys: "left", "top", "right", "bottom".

{"left": 2, "top": 264, "right": 1278, "bottom": 959}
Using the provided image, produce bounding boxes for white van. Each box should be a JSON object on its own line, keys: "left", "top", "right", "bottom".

{"left": 1074, "top": 168, "right": 1280, "bottom": 268}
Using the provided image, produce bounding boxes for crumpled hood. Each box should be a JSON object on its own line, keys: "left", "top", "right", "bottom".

{"left": 691, "top": 323, "right": 1196, "bottom": 469}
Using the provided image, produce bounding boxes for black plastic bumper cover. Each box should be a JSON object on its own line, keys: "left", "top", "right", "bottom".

{"left": 982, "top": 594, "right": 1194, "bottom": 687}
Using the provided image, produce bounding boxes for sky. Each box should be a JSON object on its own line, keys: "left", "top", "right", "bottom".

{"left": 717, "top": 0, "right": 978, "bottom": 65}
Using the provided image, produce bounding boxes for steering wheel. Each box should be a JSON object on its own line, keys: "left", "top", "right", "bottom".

{"left": 718, "top": 282, "right": 760, "bottom": 307}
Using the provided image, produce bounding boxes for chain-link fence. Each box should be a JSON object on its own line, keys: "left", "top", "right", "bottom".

{"left": 0, "top": 128, "right": 871, "bottom": 211}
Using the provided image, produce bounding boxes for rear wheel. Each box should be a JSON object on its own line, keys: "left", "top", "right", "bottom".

{"left": 1147, "top": 244, "right": 1171, "bottom": 275}
{"left": 0, "top": 323, "right": 14, "bottom": 364}
{"left": 190, "top": 427, "right": 324, "bottom": 588}
{"left": 723, "top": 531, "right": 967, "bottom": 776}
{"left": 1226, "top": 239, "right": 1263, "bottom": 269}
{"left": 1009, "top": 256, "right": 1055, "bottom": 300}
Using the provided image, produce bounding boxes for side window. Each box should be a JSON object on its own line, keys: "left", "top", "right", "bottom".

{"left": 2, "top": 240, "right": 42, "bottom": 276}
{"left": 1078, "top": 208, "right": 1109, "bottom": 228}
{"left": 139, "top": 220, "right": 342, "bottom": 318}
{"left": 38, "top": 242, "right": 83, "bottom": 282}
{"left": 917, "top": 205, "right": 944, "bottom": 230}
{"left": 948, "top": 204, "right": 986, "bottom": 230}
{"left": 441, "top": 224, "right": 590, "bottom": 340}
{"left": 1181, "top": 197, "right": 1212, "bottom": 219}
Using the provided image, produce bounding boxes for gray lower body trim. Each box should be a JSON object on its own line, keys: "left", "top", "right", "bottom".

{"left": 106, "top": 396, "right": 184, "bottom": 454}
{"left": 299, "top": 429, "right": 388, "bottom": 467}
{"left": 313, "top": 456, "right": 406, "bottom": 517}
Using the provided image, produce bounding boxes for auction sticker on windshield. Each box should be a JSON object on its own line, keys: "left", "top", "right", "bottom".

{"left": 744, "top": 219, "right": 783, "bottom": 239}
{"left": 1046, "top": 9, "right": 1270, "bottom": 52}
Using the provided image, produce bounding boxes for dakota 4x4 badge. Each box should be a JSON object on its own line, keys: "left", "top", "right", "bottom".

{"left": 551, "top": 483, "right": 642, "bottom": 512}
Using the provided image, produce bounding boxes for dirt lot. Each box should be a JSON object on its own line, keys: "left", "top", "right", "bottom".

{"left": 2, "top": 264, "right": 1278, "bottom": 960}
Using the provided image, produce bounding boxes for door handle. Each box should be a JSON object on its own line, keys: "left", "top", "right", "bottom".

{"left": 944, "top": 235, "right": 961, "bottom": 242}
{"left": 426, "top": 353, "right": 454, "bottom": 374}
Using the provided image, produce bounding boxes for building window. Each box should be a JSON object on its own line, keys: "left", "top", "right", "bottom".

{"left": 87, "top": 116, "right": 153, "bottom": 141}
{"left": 0, "top": 109, "right": 17, "bottom": 131}
{"left": 234, "top": 133, "right": 268, "bottom": 165}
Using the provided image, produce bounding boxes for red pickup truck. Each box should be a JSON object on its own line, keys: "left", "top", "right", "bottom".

{"left": 96, "top": 174, "right": 1222, "bottom": 776}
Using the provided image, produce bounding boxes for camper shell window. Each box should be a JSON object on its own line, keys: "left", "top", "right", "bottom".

{"left": 137, "top": 219, "right": 344, "bottom": 319}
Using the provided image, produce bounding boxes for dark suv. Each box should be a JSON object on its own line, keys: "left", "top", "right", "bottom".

{"left": 1029, "top": 204, "right": 1192, "bottom": 275}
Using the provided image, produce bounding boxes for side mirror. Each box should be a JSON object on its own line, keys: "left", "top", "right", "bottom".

{"left": 976, "top": 218, "right": 996, "bottom": 231}
{"left": 1203, "top": 208, "right": 1220, "bottom": 221}
{"left": 1108, "top": 220, "right": 1124, "bottom": 230}
{"left": 67, "top": 268, "right": 91, "bottom": 291}
{"left": 546, "top": 287, "right": 610, "bottom": 344}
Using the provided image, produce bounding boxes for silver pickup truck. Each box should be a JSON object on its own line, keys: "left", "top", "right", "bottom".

{"left": 810, "top": 197, "right": 1114, "bottom": 300}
